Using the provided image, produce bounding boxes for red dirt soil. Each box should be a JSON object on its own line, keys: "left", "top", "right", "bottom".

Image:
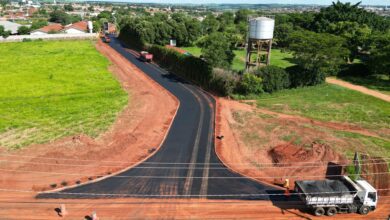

{"left": 215, "top": 97, "right": 388, "bottom": 191}
{"left": 361, "top": 155, "right": 390, "bottom": 196}
{"left": 0, "top": 42, "right": 387, "bottom": 219}
{"left": 0, "top": 40, "right": 178, "bottom": 192}
{"left": 0, "top": 193, "right": 389, "bottom": 219}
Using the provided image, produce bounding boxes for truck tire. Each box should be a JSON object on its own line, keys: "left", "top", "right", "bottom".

{"left": 359, "top": 206, "right": 370, "bottom": 215}
{"left": 314, "top": 207, "right": 325, "bottom": 216}
{"left": 326, "top": 207, "right": 337, "bottom": 216}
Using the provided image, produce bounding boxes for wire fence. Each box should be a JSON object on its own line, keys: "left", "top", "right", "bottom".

{"left": 0, "top": 168, "right": 389, "bottom": 179}
{"left": 0, "top": 153, "right": 389, "bottom": 166}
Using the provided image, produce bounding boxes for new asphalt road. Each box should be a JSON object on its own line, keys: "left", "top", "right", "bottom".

{"left": 38, "top": 37, "right": 279, "bottom": 200}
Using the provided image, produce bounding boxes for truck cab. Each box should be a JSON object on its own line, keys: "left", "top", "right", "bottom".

{"left": 139, "top": 51, "right": 153, "bottom": 62}
{"left": 295, "top": 176, "right": 378, "bottom": 216}
{"left": 354, "top": 179, "right": 378, "bottom": 211}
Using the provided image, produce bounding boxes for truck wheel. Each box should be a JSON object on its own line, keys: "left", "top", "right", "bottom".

{"left": 326, "top": 207, "right": 337, "bottom": 216}
{"left": 314, "top": 207, "right": 325, "bottom": 216}
{"left": 359, "top": 206, "right": 370, "bottom": 215}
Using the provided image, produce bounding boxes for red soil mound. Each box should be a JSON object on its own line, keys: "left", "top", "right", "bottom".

{"left": 267, "top": 143, "right": 347, "bottom": 186}
{"left": 269, "top": 143, "right": 345, "bottom": 165}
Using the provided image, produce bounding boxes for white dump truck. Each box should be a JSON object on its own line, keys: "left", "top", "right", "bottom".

{"left": 294, "top": 176, "right": 377, "bottom": 216}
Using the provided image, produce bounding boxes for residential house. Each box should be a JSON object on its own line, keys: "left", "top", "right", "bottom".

{"left": 64, "top": 21, "right": 88, "bottom": 34}
{"left": 0, "top": 20, "right": 22, "bottom": 34}
{"left": 30, "top": 23, "right": 63, "bottom": 35}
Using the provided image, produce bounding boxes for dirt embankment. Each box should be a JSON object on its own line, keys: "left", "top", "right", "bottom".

{"left": 215, "top": 98, "right": 388, "bottom": 190}
{"left": 361, "top": 155, "right": 390, "bottom": 196}
{"left": 0, "top": 40, "right": 178, "bottom": 192}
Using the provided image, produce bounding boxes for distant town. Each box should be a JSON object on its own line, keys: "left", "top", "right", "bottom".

{"left": 0, "top": 1, "right": 389, "bottom": 38}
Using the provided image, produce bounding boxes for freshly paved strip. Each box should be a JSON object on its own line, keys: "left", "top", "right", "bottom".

{"left": 37, "top": 37, "right": 279, "bottom": 200}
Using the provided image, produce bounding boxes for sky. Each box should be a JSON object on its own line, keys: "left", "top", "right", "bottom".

{"left": 120, "top": 0, "right": 390, "bottom": 6}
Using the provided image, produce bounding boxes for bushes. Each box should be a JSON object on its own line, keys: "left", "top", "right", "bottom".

{"left": 339, "top": 63, "right": 370, "bottom": 77}
{"left": 287, "top": 65, "right": 326, "bottom": 87}
{"left": 254, "top": 66, "right": 290, "bottom": 93}
{"left": 210, "top": 69, "right": 239, "bottom": 96}
{"left": 149, "top": 45, "right": 214, "bottom": 90}
{"left": 238, "top": 73, "right": 263, "bottom": 95}
{"left": 117, "top": 30, "right": 324, "bottom": 96}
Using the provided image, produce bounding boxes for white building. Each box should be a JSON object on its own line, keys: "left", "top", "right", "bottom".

{"left": 63, "top": 21, "right": 88, "bottom": 34}
{"left": 0, "top": 20, "right": 22, "bottom": 34}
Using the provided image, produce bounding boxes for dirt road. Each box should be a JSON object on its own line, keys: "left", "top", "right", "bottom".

{"left": 326, "top": 77, "right": 390, "bottom": 102}
{"left": 0, "top": 192, "right": 389, "bottom": 219}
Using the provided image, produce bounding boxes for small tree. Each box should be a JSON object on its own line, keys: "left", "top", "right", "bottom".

{"left": 64, "top": 4, "right": 74, "bottom": 12}
{"left": 254, "top": 66, "right": 290, "bottom": 93}
{"left": 31, "top": 20, "right": 48, "bottom": 30}
{"left": 49, "top": 10, "right": 69, "bottom": 25}
{"left": 17, "top": 26, "right": 30, "bottom": 35}
{"left": 0, "top": 25, "right": 10, "bottom": 38}
{"left": 238, "top": 73, "right": 263, "bottom": 95}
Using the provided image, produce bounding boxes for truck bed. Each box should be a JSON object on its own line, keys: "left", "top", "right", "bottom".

{"left": 295, "top": 178, "right": 358, "bottom": 205}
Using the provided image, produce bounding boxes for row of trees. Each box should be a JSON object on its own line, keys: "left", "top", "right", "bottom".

{"left": 119, "top": 13, "right": 202, "bottom": 47}
{"left": 49, "top": 10, "right": 82, "bottom": 25}
{"left": 118, "top": 9, "right": 253, "bottom": 69}
{"left": 274, "top": 1, "right": 390, "bottom": 77}
{"left": 118, "top": 1, "right": 389, "bottom": 96}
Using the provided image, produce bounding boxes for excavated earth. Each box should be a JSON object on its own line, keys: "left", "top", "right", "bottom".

{"left": 215, "top": 98, "right": 389, "bottom": 191}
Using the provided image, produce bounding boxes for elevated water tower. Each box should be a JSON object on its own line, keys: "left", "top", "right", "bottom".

{"left": 246, "top": 16, "right": 275, "bottom": 70}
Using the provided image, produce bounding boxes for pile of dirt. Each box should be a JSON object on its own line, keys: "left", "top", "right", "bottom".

{"left": 266, "top": 142, "right": 348, "bottom": 186}
{"left": 268, "top": 142, "right": 346, "bottom": 166}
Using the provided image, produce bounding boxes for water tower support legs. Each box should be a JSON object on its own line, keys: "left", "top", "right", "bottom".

{"left": 267, "top": 39, "right": 272, "bottom": 65}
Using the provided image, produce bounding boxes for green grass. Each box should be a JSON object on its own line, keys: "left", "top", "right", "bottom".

{"left": 181, "top": 46, "right": 202, "bottom": 57}
{"left": 180, "top": 46, "right": 295, "bottom": 71}
{"left": 335, "top": 131, "right": 390, "bottom": 151}
{"left": 338, "top": 74, "right": 390, "bottom": 95}
{"left": 255, "top": 84, "right": 390, "bottom": 130}
{"left": 0, "top": 40, "right": 128, "bottom": 149}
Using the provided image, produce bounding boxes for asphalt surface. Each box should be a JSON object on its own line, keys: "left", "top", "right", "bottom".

{"left": 37, "top": 37, "right": 280, "bottom": 200}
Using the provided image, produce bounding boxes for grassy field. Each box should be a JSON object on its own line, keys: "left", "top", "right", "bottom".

{"left": 338, "top": 74, "right": 390, "bottom": 95}
{"left": 255, "top": 84, "right": 389, "bottom": 131}
{"left": 181, "top": 46, "right": 295, "bottom": 71}
{"left": 232, "top": 83, "right": 390, "bottom": 158}
{"left": 0, "top": 40, "right": 128, "bottom": 149}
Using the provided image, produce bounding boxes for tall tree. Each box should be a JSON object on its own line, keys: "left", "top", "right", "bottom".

{"left": 234, "top": 9, "right": 251, "bottom": 24}
{"left": 326, "top": 21, "right": 371, "bottom": 62}
{"left": 288, "top": 30, "right": 349, "bottom": 83}
{"left": 198, "top": 32, "right": 235, "bottom": 69}
{"left": 202, "top": 14, "right": 219, "bottom": 34}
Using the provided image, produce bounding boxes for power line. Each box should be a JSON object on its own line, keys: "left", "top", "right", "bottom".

{"left": 0, "top": 168, "right": 389, "bottom": 179}
{"left": 0, "top": 158, "right": 388, "bottom": 169}
{"left": 0, "top": 188, "right": 389, "bottom": 197}
{"left": 0, "top": 153, "right": 388, "bottom": 166}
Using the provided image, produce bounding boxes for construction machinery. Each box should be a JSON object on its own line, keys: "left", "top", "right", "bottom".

{"left": 139, "top": 51, "right": 153, "bottom": 62}
{"left": 295, "top": 176, "right": 377, "bottom": 216}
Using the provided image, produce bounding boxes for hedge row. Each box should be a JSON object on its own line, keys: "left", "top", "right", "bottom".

{"left": 118, "top": 24, "right": 145, "bottom": 50}
{"left": 119, "top": 27, "right": 325, "bottom": 96}
{"left": 148, "top": 45, "right": 238, "bottom": 96}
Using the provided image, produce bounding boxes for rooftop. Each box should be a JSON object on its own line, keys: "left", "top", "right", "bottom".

{"left": 0, "top": 20, "right": 22, "bottom": 34}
